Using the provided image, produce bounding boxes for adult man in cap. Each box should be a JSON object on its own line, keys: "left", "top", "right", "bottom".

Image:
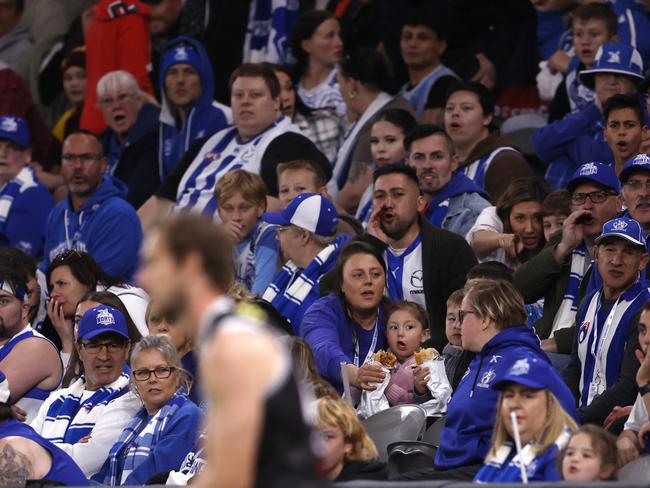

{"left": 262, "top": 193, "right": 347, "bottom": 334}
{"left": 0, "top": 115, "right": 53, "bottom": 258}
{"left": 563, "top": 216, "right": 650, "bottom": 425}
{"left": 534, "top": 43, "right": 645, "bottom": 188}
{"left": 31, "top": 304, "right": 141, "bottom": 477}
{"left": 620, "top": 153, "right": 650, "bottom": 233}
{"left": 514, "top": 162, "right": 622, "bottom": 354}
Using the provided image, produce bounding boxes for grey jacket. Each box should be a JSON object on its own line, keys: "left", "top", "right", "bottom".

{"left": 0, "top": 24, "right": 32, "bottom": 70}
{"left": 442, "top": 191, "right": 491, "bottom": 238}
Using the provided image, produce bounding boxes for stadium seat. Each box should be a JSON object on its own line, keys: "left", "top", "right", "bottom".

{"left": 617, "top": 455, "right": 650, "bottom": 482}
{"left": 362, "top": 405, "right": 427, "bottom": 461}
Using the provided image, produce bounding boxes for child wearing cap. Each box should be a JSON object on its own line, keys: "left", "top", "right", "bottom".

{"left": 474, "top": 356, "right": 578, "bottom": 482}
{"left": 215, "top": 169, "right": 279, "bottom": 295}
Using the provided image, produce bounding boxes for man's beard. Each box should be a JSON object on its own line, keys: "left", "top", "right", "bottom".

{"left": 382, "top": 215, "right": 418, "bottom": 242}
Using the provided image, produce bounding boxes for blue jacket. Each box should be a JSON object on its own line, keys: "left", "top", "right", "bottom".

{"left": 612, "top": 0, "right": 650, "bottom": 69}
{"left": 158, "top": 36, "right": 230, "bottom": 180}
{"left": 301, "top": 294, "right": 387, "bottom": 393}
{"left": 42, "top": 176, "right": 143, "bottom": 281}
{"left": 435, "top": 326, "right": 577, "bottom": 470}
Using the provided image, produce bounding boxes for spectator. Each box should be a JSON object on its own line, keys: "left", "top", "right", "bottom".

{"left": 620, "top": 153, "right": 650, "bottom": 233}
{"left": 468, "top": 178, "right": 550, "bottom": 270}
{"left": 397, "top": 280, "right": 577, "bottom": 481}
{"left": 0, "top": 247, "right": 40, "bottom": 329}
{"left": 137, "top": 213, "right": 326, "bottom": 487}
{"left": 98, "top": 70, "right": 161, "bottom": 209}
{"left": 81, "top": 0, "right": 153, "bottom": 134}
{"left": 541, "top": 189, "right": 571, "bottom": 242}
{"left": 315, "top": 396, "right": 387, "bottom": 481}
{"left": 513, "top": 163, "right": 622, "bottom": 353}
{"left": 334, "top": 48, "right": 414, "bottom": 213}
{"left": 42, "top": 131, "right": 143, "bottom": 281}
{"left": 158, "top": 36, "right": 230, "bottom": 180}
{"left": 444, "top": 80, "right": 531, "bottom": 203}
{"left": 475, "top": 356, "right": 578, "bottom": 482}
{"left": 268, "top": 63, "right": 343, "bottom": 162}
{"left": 563, "top": 216, "right": 650, "bottom": 425}
{"left": 215, "top": 169, "right": 279, "bottom": 295}
{"left": 0, "top": 115, "right": 53, "bottom": 258}
{"left": 0, "top": 264, "right": 61, "bottom": 423}
{"left": 398, "top": 7, "right": 457, "bottom": 124}
{"left": 0, "top": 0, "right": 30, "bottom": 70}
{"left": 441, "top": 289, "right": 464, "bottom": 389}
{"left": 364, "top": 164, "right": 477, "bottom": 350}
{"left": 145, "top": 0, "right": 183, "bottom": 99}
{"left": 534, "top": 42, "right": 644, "bottom": 189}
{"left": 143, "top": 63, "right": 331, "bottom": 227}
{"left": 356, "top": 108, "right": 416, "bottom": 226}
{"left": 92, "top": 335, "right": 201, "bottom": 485}
{"left": 0, "top": 373, "right": 88, "bottom": 486}
{"left": 405, "top": 124, "right": 490, "bottom": 238}
{"left": 302, "top": 240, "right": 387, "bottom": 395}
{"left": 603, "top": 94, "right": 645, "bottom": 175}
{"left": 562, "top": 425, "right": 618, "bottom": 481}
{"left": 291, "top": 10, "right": 345, "bottom": 116}
{"left": 262, "top": 193, "right": 347, "bottom": 333}
{"left": 52, "top": 47, "right": 86, "bottom": 143}
{"left": 30, "top": 305, "right": 142, "bottom": 477}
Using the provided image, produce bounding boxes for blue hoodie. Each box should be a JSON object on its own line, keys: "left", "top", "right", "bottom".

{"left": 42, "top": 176, "right": 143, "bottom": 281}
{"left": 158, "top": 36, "right": 230, "bottom": 180}
{"left": 434, "top": 326, "right": 578, "bottom": 470}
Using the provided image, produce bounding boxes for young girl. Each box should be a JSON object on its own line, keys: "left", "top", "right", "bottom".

{"left": 561, "top": 425, "right": 618, "bottom": 481}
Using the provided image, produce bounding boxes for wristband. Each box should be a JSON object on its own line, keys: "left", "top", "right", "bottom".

{"left": 639, "top": 382, "right": 650, "bottom": 396}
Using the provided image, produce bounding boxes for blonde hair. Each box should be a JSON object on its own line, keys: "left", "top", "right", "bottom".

{"left": 214, "top": 169, "right": 267, "bottom": 208}
{"left": 489, "top": 389, "right": 577, "bottom": 458}
{"left": 463, "top": 280, "right": 527, "bottom": 329}
{"left": 276, "top": 159, "right": 327, "bottom": 188}
{"left": 446, "top": 289, "right": 464, "bottom": 308}
{"left": 317, "top": 397, "right": 378, "bottom": 462}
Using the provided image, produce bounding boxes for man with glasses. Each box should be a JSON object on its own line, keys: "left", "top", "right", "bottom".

{"left": 31, "top": 305, "right": 141, "bottom": 477}
{"left": 41, "top": 131, "right": 143, "bottom": 281}
{"left": 0, "top": 115, "right": 53, "bottom": 258}
{"left": 514, "top": 162, "right": 622, "bottom": 355}
{"left": 562, "top": 216, "right": 649, "bottom": 425}
{"left": 620, "top": 154, "right": 650, "bottom": 233}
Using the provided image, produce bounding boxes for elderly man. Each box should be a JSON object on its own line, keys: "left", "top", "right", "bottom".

{"left": 42, "top": 131, "right": 143, "bottom": 280}
{"left": 619, "top": 153, "right": 650, "bottom": 233}
{"left": 562, "top": 216, "right": 650, "bottom": 425}
{"left": 0, "top": 115, "right": 52, "bottom": 258}
{"left": 31, "top": 305, "right": 141, "bottom": 477}
{"left": 98, "top": 70, "right": 161, "bottom": 209}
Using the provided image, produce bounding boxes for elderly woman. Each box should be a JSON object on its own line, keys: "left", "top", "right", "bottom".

{"left": 301, "top": 240, "right": 388, "bottom": 394}
{"left": 92, "top": 335, "right": 201, "bottom": 485}
{"left": 475, "top": 356, "right": 578, "bottom": 482}
{"left": 403, "top": 280, "right": 578, "bottom": 481}
{"left": 97, "top": 70, "right": 161, "bottom": 209}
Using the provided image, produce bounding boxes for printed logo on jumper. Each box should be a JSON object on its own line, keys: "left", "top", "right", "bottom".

{"left": 490, "top": 355, "right": 502, "bottom": 364}
{"left": 96, "top": 309, "right": 116, "bottom": 327}
{"left": 578, "top": 321, "right": 591, "bottom": 344}
{"left": 204, "top": 152, "right": 219, "bottom": 161}
{"left": 607, "top": 50, "right": 621, "bottom": 64}
{"left": 0, "top": 117, "right": 17, "bottom": 133}
{"left": 477, "top": 368, "right": 496, "bottom": 388}
{"left": 174, "top": 46, "right": 189, "bottom": 61}
{"left": 410, "top": 270, "right": 423, "bottom": 289}
{"left": 509, "top": 358, "right": 530, "bottom": 376}
{"left": 580, "top": 163, "right": 598, "bottom": 176}
{"left": 612, "top": 220, "right": 628, "bottom": 231}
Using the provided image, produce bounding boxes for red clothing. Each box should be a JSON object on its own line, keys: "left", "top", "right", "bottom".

{"left": 81, "top": 0, "right": 153, "bottom": 134}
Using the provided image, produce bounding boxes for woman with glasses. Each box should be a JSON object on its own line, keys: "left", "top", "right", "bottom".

{"left": 93, "top": 335, "right": 201, "bottom": 485}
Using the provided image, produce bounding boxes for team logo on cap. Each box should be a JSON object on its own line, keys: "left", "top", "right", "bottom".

{"left": 0, "top": 117, "right": 18, "bottom": 133}
{"left": 607, "top": 50, "right": 621, "bottom": 64}
{"left": 96, "top": 309, "right": 116, "bottom": 327}
{"left": 633, "top": 154, "right": 650, "bottom": 166}
{"left": 612, "top": 220, "right": 628, "bottom": 231}
{"left": 579, "top": 163, "right": 598, "bottom": 176}
{"left": 509, "top": 358, "right": 530, "bottom": 376}
{"left": 174, "top": 46, "right": 189, "bottom": 61}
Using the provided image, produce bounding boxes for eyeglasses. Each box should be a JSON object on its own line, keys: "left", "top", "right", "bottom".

{"left": 98, "top": 92, "right": 135, "bottom": 108}
{"left": 80, "top": 341, "right": 128, "bottom": 355}
{"left": 133, "top": 366, "right": 176, "bottom": 381}
{"left": 458, "top": 309, "right": 477, "bottom": 324}
{"left": 624, "top": 179, "right": 650, "bottom": 192}
{"left": 61, "top": 153, "right": 102, "bottom": 164}
{"left": 570, "top": 190, "right": 617, "bottom": 205}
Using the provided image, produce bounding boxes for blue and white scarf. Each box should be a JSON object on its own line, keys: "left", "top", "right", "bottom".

{"left": 42, "top": 367, "right": 131, "bottom": 444}
{"left": 242, "top": 0, "right": 299, "bottom": 64}
{"left": 99, "top": 391, "right": 188, "bottom": 485}
{"left": 262, "top": 234, "right": 348, "bottom": 330}
{"left": 425, "top": 171, "right": 489, "bottom": 228}
{"left": 0, "top": 166, "right": 39, "bottom": 238}
{"left": 463, "top": 146, "right": 518, "bottom": 189}
{"left": 399, "top": 63, "right": 457, "bottom": 117}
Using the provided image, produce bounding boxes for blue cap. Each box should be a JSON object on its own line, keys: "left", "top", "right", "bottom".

{"left": 619, "top": 153, "right": 650, "bottom": 183}
{"left": 493, "top": 356, "right": 560, "bottom": 391}
{"left": 77, "top": 305, "right": 129, "bottom": 341}
{"left": 263, "top": 193, "right": 338, "bottom": 237}
{"left": 595, "top": 216, "right": 646, "bottom": 247}
{"left": 0, "top": 116, "right": 29, "bottom": 149}
{"left": 579, "top": 42, "right": 644, "bottom": 89}
{"left": 162, "top": 42, "right": 202, "bottom": 78}
{"left": 567, "top": 162, "right": 621, "bottom": 193}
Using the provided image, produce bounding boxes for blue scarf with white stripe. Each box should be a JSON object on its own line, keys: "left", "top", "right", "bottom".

{"left": 425, "top": 171, "right": 489, "bottom": 228}
{"left": 242, "top": 0, "right": 299, "bottom": 64}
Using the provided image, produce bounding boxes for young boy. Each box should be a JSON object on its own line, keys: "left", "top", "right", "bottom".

{"left": 442, "top": 289, "right": 464, "bottom": 385}
{"left": 215, "top": 170, "right": 279, "bottom": 295}
{"left": 541, "top": 188, "right": 571, "bottom": 242}
{"left": 603, "top": 93, "right": 645, "bottom": 175}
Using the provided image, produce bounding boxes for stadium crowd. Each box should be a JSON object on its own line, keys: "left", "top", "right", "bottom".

{"left": 4, "top": 0, "right": 650, "bottom": 485}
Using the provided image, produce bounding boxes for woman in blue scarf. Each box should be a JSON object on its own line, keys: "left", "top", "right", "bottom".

{"left": 92, "top": 335, "right": 201, "bottom": 485}
{"left": 475, "top": 356, "right": 578, "bottom": 483}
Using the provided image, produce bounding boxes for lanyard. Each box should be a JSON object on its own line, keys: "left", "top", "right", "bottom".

{"left": 589, "top": 295, "right": 620, "bottom": 385}
{"left": 353, "top": 320, "right": 379, "bottom": 367}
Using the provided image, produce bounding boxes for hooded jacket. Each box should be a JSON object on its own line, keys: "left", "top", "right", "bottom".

{"left": 158, "top": 36, "right": 230, "bottom": 180}
{"left": 435, "top": 326, "right": 577, "bottom": 470}
{"left": 42, "top": 176, "right": 143, "bottom": 281}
